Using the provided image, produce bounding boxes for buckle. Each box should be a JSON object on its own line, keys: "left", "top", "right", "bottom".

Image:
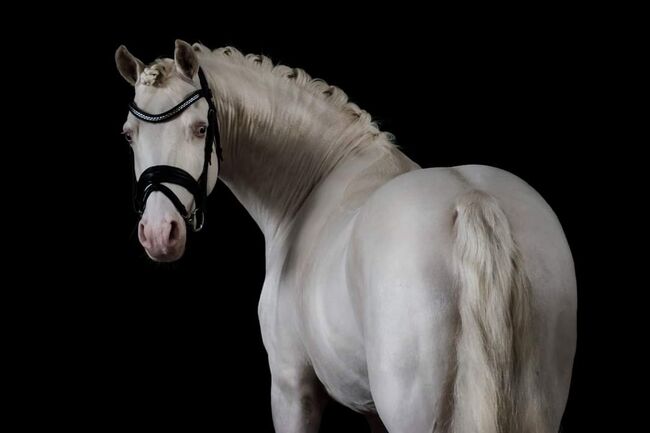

{"left": 188, "top": 207, "right": 205, "bottom": 232}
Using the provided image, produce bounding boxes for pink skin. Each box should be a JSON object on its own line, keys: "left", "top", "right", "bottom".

{"left": 137, "top": 192, "right": 187, "bottom": 262}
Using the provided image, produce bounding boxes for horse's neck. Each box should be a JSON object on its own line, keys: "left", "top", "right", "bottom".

{"left": 204, "top": 56, "right": 418, "bottom": 242}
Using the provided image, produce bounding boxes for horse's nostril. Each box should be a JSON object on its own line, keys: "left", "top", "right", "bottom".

{"left": 138, "top": 221, "right": 147, "bottom": 243}
{"left": 168, "top": 220, "right": 180, "bottom": 244}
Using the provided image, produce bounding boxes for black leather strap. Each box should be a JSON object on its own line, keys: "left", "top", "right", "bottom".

{"left": 135, "top": 165, "right": 202, "bottom": 216}
{"left": 198, "top": 68, "right": 223, "bottom": 163}
{"left": 141, "top": 183, "right": 191, "bottom": 219}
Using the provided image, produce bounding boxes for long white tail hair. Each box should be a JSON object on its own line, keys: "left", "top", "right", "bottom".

{"left": 451, "top": 191, "right": 547, "bottom": 433}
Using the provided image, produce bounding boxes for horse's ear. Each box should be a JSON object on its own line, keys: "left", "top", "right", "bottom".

{"left": 174, "top": 39, "right": 199, "bottom": 80}
{"left": 115, "top": 45, "right": 144, "bottom": 86}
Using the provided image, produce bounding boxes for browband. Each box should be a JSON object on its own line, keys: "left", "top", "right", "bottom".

{"left": 129, "top": 89, "right": 205, "bottom": 123}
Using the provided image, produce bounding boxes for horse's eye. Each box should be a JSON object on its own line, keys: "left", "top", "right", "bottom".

{"left": 194, "top": 124, "right": 207, "bottom": 138}
{"left": 122, "top": 130, "right": 133, "bottom": 144}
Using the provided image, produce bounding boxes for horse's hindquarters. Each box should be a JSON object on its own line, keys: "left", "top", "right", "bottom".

{"left": 347, "top": 168, "right": 464, "bottom": 431}
{"left": 346, "top": 166, "right": 576, "bottom": 431}
{"left": 454, "top": 165, "right": 577, "bottom": 430}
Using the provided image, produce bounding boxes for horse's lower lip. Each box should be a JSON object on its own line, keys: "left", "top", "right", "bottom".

{"left": 145, "top": 247, "right": 184, "bottom": 263}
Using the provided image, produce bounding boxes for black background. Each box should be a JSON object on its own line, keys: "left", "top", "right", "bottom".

{"left": 30, "top": 7, "right": 632, "bottom": 432}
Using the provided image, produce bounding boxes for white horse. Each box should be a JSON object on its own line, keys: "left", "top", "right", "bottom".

{"left": 116, "top": 40, "right": 576, "bottom": 433}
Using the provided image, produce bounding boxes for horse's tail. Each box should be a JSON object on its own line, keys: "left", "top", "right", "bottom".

{"left": 450, "top": 191, "right": 547, "bottom": 433}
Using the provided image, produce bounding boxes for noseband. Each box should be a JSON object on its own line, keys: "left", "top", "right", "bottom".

{"left": 128, "top": 68, "right": 222, "bottom": 232}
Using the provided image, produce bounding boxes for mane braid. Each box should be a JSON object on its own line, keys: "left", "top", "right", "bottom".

{"left": 139, "top": 59, "right": 175, "bottom": 87}
{"left": 140, "top": 45, "right": 395, "bottom": 145}
{"left": 195, "top": 45, "right": 395, "bottom": 146}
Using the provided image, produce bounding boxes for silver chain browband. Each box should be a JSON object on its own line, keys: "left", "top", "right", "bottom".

{"left": 128, "top": 90, "right": 203, "bottom": 123}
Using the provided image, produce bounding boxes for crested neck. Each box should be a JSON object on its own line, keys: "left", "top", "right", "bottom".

{"left": 198, "top": 48, "right": 409, "bottom": 241}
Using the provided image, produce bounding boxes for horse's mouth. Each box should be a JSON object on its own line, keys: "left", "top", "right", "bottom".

{"left": 143, "top": 244, "right": 185, "bottom": 263}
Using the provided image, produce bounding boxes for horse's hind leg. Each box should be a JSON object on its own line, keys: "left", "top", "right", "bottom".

{"left": 364, "top": 282, "right": 457, "bottom": 433}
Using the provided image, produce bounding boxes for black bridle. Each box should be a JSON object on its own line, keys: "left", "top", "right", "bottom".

{"left": 128, "top": 68, "right": 222, "bottom": 232}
